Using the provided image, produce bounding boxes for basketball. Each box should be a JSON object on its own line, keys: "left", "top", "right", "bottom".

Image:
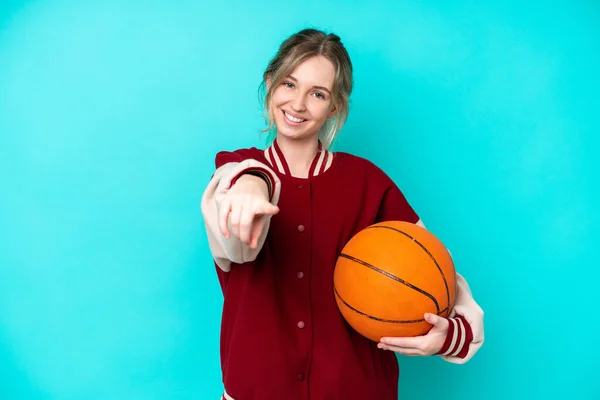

{"left": 333, "top": 221, "right": 456, "bottom": 341}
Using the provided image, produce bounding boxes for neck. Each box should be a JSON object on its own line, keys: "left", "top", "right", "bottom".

{"left": 275, "top": 135, "right": 319, "bottom": 178}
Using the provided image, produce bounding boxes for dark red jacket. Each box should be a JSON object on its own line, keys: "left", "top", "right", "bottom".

{"left": 200, "top": 140, "right": 483, "bottom": 400}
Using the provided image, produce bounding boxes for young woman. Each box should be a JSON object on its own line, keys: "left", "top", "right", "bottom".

{"left": 201, "top": 28, "right": 484, "bottom": 400}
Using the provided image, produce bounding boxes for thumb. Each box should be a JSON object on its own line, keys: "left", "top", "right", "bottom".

{"left": 255, "top": 201, "right": 279, "bottom": 215}
{"left": 425, "top": 313, "right": 448, "bottom": 328}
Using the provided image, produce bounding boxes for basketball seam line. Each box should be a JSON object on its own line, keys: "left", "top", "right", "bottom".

{"left": 365, "top": 225, "right": 454, "bottom": 314}
{"left": 338, "top": 253, "right": 441, "bottom": 313}
{"left": 334, "top": 285, "right": 449, "bottom": 323}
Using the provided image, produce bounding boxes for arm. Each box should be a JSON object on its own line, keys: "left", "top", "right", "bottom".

{"left": 413, "top": 221, "right": 484, "bottom": 363}
{"left": 374, "top": 176, "right": 484, "bottom": 362}
{"left": 436, "top": 272, "right": 485, "bottom": 363}
{"left": 200, "top": 152, "right": 281, "bottom": 272}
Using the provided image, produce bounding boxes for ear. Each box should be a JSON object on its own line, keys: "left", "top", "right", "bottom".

{"left": 327, "top": 105, "right": 337, "bottom": 119}
{"left": 266, "top": 75, "right": 272, "bottom": 90}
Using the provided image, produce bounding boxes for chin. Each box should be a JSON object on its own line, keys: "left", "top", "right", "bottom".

{"left": 275, "top": 121, "right": 316, "bottom": 142}
{"left": 277, "top": 127, "right": 317, "bottom": 141}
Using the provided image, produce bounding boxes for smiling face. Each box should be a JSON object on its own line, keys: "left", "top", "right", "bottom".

{"left": 269, "top": 55, "right": 337, "bottom": 143}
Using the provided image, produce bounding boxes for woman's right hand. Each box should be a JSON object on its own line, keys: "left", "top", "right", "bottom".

{"left": 218, "top": 174, "right": 280, "bottom": 249}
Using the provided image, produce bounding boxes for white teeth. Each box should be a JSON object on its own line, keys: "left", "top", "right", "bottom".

{"left": 284, "top": 111, "right": 305, "bottom": 123}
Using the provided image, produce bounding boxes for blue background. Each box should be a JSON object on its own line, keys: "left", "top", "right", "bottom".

{"left": 1, "top": 0, "right": 598, "bottom": 398}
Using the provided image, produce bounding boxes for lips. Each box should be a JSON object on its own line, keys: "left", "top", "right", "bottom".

{"left": 283, "top": 110, "right": 307, "bottom": 123}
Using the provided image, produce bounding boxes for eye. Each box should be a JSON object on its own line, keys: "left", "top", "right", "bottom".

{"left": 282, "top": 81, "right": 294, "bottom": 89}
{"left": 313, "top": 92, "right": 325, "bottom": 100}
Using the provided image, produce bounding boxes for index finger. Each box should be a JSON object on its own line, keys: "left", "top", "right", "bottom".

{"left": 379, "top": 335, "right": 427, "bottom": 349}
{"left": 254, "top": 200, "right": 279, "bottom": 216}
{"left": 219, "top": 200, "right": 232, "bottom": 239}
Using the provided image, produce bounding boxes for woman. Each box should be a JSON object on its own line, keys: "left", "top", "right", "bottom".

{"left": 201, "top": 28, "right": 484, "bottom": 400}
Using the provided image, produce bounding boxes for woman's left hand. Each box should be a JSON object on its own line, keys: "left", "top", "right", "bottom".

{"left": 378, "top": 313, "right": 449, "bottom": 356}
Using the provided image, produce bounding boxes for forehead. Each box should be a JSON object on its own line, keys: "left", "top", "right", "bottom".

{"left": 289, "top": 55, "right": 335, "bottom": 90}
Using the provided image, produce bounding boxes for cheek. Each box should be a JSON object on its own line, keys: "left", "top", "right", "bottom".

{"left": 310, "top": 102, "right": 333, "bottom": 120}
{"left": 271, "top": 89, "right": 291, "bottom": 107}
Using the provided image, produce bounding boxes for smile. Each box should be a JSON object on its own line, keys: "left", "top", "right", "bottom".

{"left": 283, "top": 110, "right": 306, "bottom": 123}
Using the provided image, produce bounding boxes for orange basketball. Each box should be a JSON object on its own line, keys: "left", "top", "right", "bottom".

{"left": 333, "top": 221, "right": 456, "bottom": 341}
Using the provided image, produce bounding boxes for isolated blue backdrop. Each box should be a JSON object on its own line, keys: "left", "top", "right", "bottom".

{"left": 1, "top": 0, "right": 598, "bottom": 399}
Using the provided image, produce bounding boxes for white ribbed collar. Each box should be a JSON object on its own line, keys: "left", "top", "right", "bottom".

{"left": 264, "top": 139, "right": 334, "bottom": 177}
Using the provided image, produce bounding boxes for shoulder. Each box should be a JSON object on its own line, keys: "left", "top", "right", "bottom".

{"left": 333, "top": 151, "right": 395, "bottom": 186}
{"left": 332, "top": 151, "right": 377, "bottom": 170}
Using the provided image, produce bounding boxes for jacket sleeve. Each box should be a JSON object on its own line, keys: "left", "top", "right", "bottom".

{"left": 373, "top": 170, "right": 484, "bottom": 363}
{"left": 375, "top": 181, "right": 421, "bottom": 224}
{"left": 436, "top": 271, "right": 485, "bottom": 363}
{"left": 418, "top": 219, "right": 484, "bottom": 363}
{"left": 200, "top": 150, "right": 281, "bottom": 272}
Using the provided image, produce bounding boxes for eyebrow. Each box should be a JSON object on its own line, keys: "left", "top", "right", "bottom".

{"left": 287, "top": 75, "right": 332, "bottom": 95}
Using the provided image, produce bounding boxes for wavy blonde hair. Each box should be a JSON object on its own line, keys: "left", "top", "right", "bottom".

{"left": 259, "top": 28, "right": 353, "bottom": 150}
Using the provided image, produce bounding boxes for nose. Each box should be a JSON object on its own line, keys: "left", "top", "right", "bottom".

{"left": 290, "top": 93, "right": 307, "bottom": 113}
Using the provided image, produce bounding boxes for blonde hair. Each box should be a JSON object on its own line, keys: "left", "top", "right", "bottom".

{"left": 259, "top": 28, "right": 353, "bottom": 150}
